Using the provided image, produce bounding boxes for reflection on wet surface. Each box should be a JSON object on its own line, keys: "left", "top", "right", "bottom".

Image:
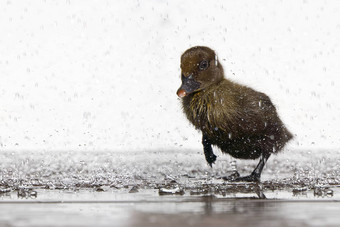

{"left": 128, "top": 200, "right": 340, "bottom": 227}
{"left": 0, "top": 188, "right": 340, "bottom": 227}
{"left": 0, "top": 150, "right": 339, "bottom": 226}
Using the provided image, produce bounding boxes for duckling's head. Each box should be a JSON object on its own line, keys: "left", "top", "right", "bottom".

{"left": 177, "top": 46, "right": 224, "bottom": 98}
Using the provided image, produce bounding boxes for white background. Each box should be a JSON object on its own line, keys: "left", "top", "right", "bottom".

{"left": 0, "top": 0, "right": 339, "bottom": 152}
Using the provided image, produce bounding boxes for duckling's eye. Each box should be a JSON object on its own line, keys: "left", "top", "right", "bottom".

{"left": 199, "top": 60, "right": 209, "bottom": 71}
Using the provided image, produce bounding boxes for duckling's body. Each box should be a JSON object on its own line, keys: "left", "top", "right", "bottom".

{"left": 177, "top": 46, "right": 292, "bottom": 182}
{"left": 182, "top": 79, "right": 292, "bottom": 160}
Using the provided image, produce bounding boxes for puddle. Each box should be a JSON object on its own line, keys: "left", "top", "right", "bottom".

{"left": 0, "top": 188, "right": 339, "bottom": 227}
{"left": 0, "top": 150, "right": 339, "bottom": 226}
{"left": 1, "top": 185, "right": 340, "bottom": 202}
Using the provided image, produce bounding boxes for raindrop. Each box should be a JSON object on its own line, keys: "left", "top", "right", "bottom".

{"left": 83, "top": 112, "right": 91, "bottom": 120}
{"left": 326, "top": 189, "right": 334, "bottom": 196}
{"left": 230, "top": 160, "right": 237, "bottom": 172}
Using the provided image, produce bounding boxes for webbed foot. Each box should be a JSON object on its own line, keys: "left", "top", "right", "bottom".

{"left": 222, "top": 171, "right": 240, "bottom": 181}
{"left": 223, "top": 172, "right": 260, "bottom": 182}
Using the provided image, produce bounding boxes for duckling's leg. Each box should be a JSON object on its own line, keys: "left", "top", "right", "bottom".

{"left": 202, "top": 134, "right": 217, "bottom": 167}
{"left": 224, "top": 153, "right": 271, "bottom": 182}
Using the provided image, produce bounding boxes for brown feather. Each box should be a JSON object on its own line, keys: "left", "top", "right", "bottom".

{"left": 180, "top": 47, "right": 293, "bottom": 160}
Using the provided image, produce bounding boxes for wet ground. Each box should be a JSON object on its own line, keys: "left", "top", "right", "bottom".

{"left": 0, "top": 149, "right": 339, "bottom": 226}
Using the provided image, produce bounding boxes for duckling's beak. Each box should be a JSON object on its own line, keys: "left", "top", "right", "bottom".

{"left": 177, "top": 89, "right": 187, "bottom": 98}
{"left": 177, "top": 74, "right": 201, "bottom": 98}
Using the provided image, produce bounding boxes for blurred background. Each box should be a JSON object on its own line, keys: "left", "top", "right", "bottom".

{"left": 0, "top": 0, "right": 339, "bottom": 153}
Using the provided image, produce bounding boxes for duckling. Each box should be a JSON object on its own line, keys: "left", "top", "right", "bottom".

{"left": 177, "top": 46, "right": 293, "bottom": 182}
